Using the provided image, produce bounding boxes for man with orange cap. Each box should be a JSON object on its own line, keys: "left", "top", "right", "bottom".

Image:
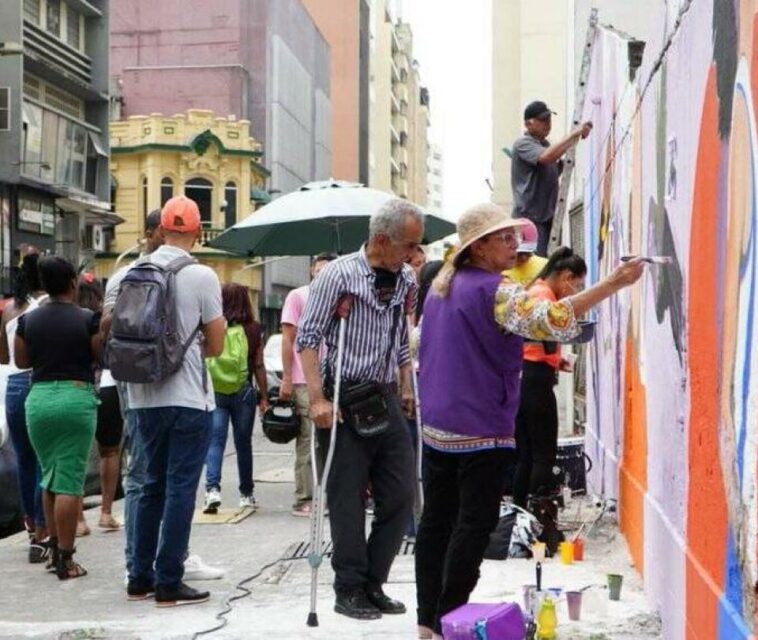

{"left": 123, "top": 196, "right": 225, "bottom": 607}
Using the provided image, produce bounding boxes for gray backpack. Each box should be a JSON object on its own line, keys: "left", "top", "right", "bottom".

{"left": 107, "top": 255, "right": 199, "bottom": 383}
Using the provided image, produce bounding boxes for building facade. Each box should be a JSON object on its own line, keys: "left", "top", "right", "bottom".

{"left": 0, "top": 0, "right": 112, "bottom": 291}
{"left": 301, "top": 0, "right": 371, "bottom": 184}
{"left": 100, "top": 109, "right": 266, "bottom": 300}
{"left": 426, "top": 143, "right": 443, "bottom": 215}
{"left": 368, "top": 1, "right": 429, "bottom": 206}
{"left": 110, "top": 0, "right": 332, "bottom": 329}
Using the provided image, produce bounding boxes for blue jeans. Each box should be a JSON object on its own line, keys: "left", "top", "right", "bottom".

{"left": 5, "top": 372, "right": 44, "bottom": 528}
{"left": 131, "top": 407, "right": 212, "bottom": 588}
{"left": 123, "top": 410, "right": 148, "bottom": 575}
{"left": 205, "top": 384, "right": 255, "bottom": 496}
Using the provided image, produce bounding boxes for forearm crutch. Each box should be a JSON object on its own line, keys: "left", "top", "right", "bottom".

{"left": 306, "top": 294, "right": 353, "bottom": 627}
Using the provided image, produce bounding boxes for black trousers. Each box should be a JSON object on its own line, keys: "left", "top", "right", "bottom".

{"left": 317, "top": 393, "right": 415, "bottom": 593}
{"left": 535, "top": 219, "right": 552, "bottom": 257}
{"left": 415, "top": 446, "right": 513, "bottom": 633}
{"left": 513, "top": 361, "right": 559, "bottom": 508}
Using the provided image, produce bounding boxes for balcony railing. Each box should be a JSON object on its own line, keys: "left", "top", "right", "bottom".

{"left": 200, "top": 226, "right": 228, "bottom": 246}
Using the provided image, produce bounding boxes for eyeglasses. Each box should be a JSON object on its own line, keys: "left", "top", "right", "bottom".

{"left": 487, "top": 231, "right": 521, "bottom": 247}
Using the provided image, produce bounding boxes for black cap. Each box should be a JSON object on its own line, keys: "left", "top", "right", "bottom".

{"left": 524, "top": 100, "right": 556, "bottom": 121}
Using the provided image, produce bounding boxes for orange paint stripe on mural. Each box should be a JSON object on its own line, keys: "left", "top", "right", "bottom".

{"left": 685, "top": 66, "right": 727, "bottom": 640}
{"left": 620, "top": 336, "right": 647, "bottom": 576}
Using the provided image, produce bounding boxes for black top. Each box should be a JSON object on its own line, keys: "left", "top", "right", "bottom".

{"left": 17, "top": 302, "right": 99, "bottom": 383}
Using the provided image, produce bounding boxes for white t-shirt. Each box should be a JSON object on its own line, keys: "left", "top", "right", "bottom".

{"left": 123, "top": 245, "right": 223, "bottom": 412}
{"left": 5, "top": 294, "right": 48, "bottom": 374}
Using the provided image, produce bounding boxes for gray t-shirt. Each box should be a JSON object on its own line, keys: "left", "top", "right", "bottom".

{"left": 124, "top": 245, "right": 223, "bottom": 412}
{"left": 510, "top": 134, "right": 561, "bottom": 222}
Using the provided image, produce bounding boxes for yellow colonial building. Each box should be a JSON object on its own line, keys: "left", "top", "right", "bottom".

{"left": 97, "top": 109, "right": 271, "bottom": 302}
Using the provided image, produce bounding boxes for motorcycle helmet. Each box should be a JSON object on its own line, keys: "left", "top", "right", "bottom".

{"left": 262, "top": 399, "right": 300, "bottom": 444}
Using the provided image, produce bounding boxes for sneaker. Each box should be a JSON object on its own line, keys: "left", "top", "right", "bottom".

{"left": 203, "top": 488, "right": 222, "bottom": 514}
{"left": 334, "top": 587, "right": 382, "bottom": 620}
{"left": 183, "top": 554, "right": 225, "bottom": 580}
{"left": 239, "top": 494, "right": 257, "bottom": 511}
{"left": 366, "top": 585, "right": 406, "bottom": 614}
{"left": 155, "top": 582, "right": 210, "bottom": 607}
{"left": 291, "top": 503, "right": 312, "bottom": 517}
{"left": 127, "top": 579, "right": 156, "bottom": 601}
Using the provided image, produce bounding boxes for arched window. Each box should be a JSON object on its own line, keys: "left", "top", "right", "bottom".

{"left": 160, "top": 177, "right": 173, "bottom": 206}
{"left": 184, "top": 177, "right": 213, "bottom": 224}
{"left": 141, "top": 175, "right": 148, "bottom": 218}
{"left": 224, "top": 181, "right": 237, "bottom": 229}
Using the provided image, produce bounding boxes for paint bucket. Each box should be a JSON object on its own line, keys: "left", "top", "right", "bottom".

{"left": 532, "top": 542, "right": 546, "bottom": 561}
{"left": 556, "top": 437, "right": 590, "bottom": 493}
{"left": 607, "top": 573, "right": 623, "bottom": 601}
{"left": 573, "top": 538, "right": 584, "bottom": 561}
{"left": 566, "top": 591, "right": 583, "bottom": 621}
{"left": 559, "top": 541, "right": 574, "bottom": 565}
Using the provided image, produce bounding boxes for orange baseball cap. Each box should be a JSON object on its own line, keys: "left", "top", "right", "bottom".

{"left": 161, "top": 196, "right": 201, "bottom": 233}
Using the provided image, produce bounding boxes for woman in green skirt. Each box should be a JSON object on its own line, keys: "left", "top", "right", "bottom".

{"left": 15, "top": 256, "right": 103, "bottom": 580}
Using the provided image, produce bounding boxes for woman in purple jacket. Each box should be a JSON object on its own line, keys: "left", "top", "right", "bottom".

{"left": 414, "top": 204, "right": 644, "bottom": 639}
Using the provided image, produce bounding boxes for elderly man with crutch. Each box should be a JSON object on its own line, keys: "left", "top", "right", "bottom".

{"left": 297, "top": 199, "right": 423, "bottom": 623}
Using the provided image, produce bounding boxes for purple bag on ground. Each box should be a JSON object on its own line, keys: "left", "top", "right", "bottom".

{"left": 441, "top": 602, "right": 526, "bottom": 640}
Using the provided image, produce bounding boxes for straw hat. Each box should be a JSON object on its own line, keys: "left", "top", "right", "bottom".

{"left": 452, "top": 204, "right": 528, "bottom": 265}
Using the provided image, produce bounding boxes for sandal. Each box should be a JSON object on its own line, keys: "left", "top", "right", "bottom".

{"left": 45, "top": 537, "right": 59, "bottom": 572}
{"left": 29, "top": 538, "right": 51, "bottom": 564}
{"left": 98, "top": 514, "right": 121, "bottom": 530}
{"left": 76, "top": 520, "right": 91, "bottom": 537}
{"left": 56, "top": 548, "right": 87, "bottom": 580}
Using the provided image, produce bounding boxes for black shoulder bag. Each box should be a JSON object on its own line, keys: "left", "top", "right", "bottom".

{"left": 335, "top": 304, "right": 402, "bottom": 438}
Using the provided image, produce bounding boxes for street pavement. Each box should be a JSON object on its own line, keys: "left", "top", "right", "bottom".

{"left": 0, "top": 426, "right": 662, "bottom": 640}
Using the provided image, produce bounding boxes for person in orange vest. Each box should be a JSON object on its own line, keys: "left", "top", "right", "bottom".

{"left": 512, "top": 246, "right": 586, "bottom": 510}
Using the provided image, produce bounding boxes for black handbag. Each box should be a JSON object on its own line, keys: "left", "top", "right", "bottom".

{"left": 334, "top": 304, "right": 401, "bottom": 438}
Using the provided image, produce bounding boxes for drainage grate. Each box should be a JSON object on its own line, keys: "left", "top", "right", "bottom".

{"left": 285, "top": 538, "right": 415, "bottom": 560}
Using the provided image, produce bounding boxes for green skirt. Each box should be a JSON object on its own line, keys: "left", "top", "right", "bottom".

{"left": 26, "top": 381, "right": 98, "bottom": 496}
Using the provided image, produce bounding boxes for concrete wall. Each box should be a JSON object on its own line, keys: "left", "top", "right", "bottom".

{"left": 580, "top": 2, "right": 758, "bottom": 637}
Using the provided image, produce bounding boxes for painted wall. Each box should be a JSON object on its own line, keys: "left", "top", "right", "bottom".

{"left": 581, "top": 2, "right": 758, "bottom": 638}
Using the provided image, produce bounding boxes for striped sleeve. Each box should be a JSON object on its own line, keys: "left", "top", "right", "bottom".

{"left": 296, "top": 263, "right": 343, "bottom": 352}
{"left": 494, "top": 276, "right": 580, "bottom": 341}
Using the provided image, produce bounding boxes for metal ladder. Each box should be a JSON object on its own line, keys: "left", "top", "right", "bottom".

{"left": 548, "top": 8, "right": 599, "bottom": 253}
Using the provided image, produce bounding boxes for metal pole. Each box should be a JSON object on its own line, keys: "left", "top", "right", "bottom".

{"left": 307, "top": 296, "right": 352, "bottom": 627}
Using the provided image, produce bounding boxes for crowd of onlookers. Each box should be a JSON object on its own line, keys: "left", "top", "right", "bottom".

{"left": 3, "top": 97, "right": 646, "bottom": 638}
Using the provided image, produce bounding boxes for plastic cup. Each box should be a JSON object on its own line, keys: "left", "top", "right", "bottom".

{"left": 559, "top": 541, "right": 574, "bottom": 564}
{"left": 608, "top": 573, "right": 623, "bottom": 601}
{"left": 573, "top": 538, "right": 584, "bottom": 561}
{"left": 566, "top": 591, "right": 582, "bottom": 621}
{"left": 522, "top": 584, "right": 538, "bottom": 614}
{"left": 532, "top": 542, "right": 546, "bottom": 561}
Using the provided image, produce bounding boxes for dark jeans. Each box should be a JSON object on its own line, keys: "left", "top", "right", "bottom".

{"left": 415, "top": 446, "right": 514, "bottom": 633}
{"left": 513, "top": 361, "right": 559, "bottom": 508}
{"left": 316, "top": 393, "right": 414, "bottom": 593}
{"left": 5, "top": 372, "right": 44, "bottom": 528}
{"left": 123, "top": 409, "right": 148, "bottom": 575}
{"left": 205, "top": 384, "right": 256, "bottom": 496}
{"left": 131, "top": 407, "right": 212, "bottom": 588}
{"left": 535, "top": 219, "right": 552, "bottom": 257}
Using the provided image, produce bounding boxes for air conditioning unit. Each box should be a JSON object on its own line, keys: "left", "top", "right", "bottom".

{"left": 92, "top": 225, "right": 110, "bottom": 253}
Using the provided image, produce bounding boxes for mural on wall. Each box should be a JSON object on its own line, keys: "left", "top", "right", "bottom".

{"left": 581, "top": 1, "right": 758, "bottom": 638}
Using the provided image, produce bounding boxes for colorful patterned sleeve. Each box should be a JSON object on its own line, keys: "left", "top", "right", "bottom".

{"left": 494, "top": 277, "right": 580, "bottom": 341}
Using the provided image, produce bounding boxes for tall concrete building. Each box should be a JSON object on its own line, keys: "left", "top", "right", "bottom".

{"left": 491, "top": 0, "right": 659, "bottom": 213}
{"left": 301, "top": 0, "right": 371, "bottom": 184}
{"left": 0, "top": 0, "right": 113, "bottom": 288}
{"left": 369, "top": 1, "right": 429, "bottom": 206}
{"left": 110, "top": 0, "right": 332, "bottom": 331}
{"left": 427, "top": 143, "right": 444, "bottom": 215}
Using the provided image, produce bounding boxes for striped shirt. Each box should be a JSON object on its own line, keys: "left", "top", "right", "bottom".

{"left": 296, "top": 247, "right": 416, "bottom": 385}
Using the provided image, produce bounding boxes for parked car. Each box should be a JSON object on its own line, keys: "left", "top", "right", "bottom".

{"left": 263, "top": 333, "right": 283, "bottom": 399}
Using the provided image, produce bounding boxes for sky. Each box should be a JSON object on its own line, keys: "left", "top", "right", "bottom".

{"left": 400, "top": 0, "right": 493, "bottom": 221}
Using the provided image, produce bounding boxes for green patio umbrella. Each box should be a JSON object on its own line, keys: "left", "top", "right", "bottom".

{"left": 208, "top": 180, "right": 456, "bottom": 256}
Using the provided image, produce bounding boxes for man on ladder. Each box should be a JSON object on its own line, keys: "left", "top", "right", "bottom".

{"left": 510, "top": 100, "right": 593, "bottom": 256}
